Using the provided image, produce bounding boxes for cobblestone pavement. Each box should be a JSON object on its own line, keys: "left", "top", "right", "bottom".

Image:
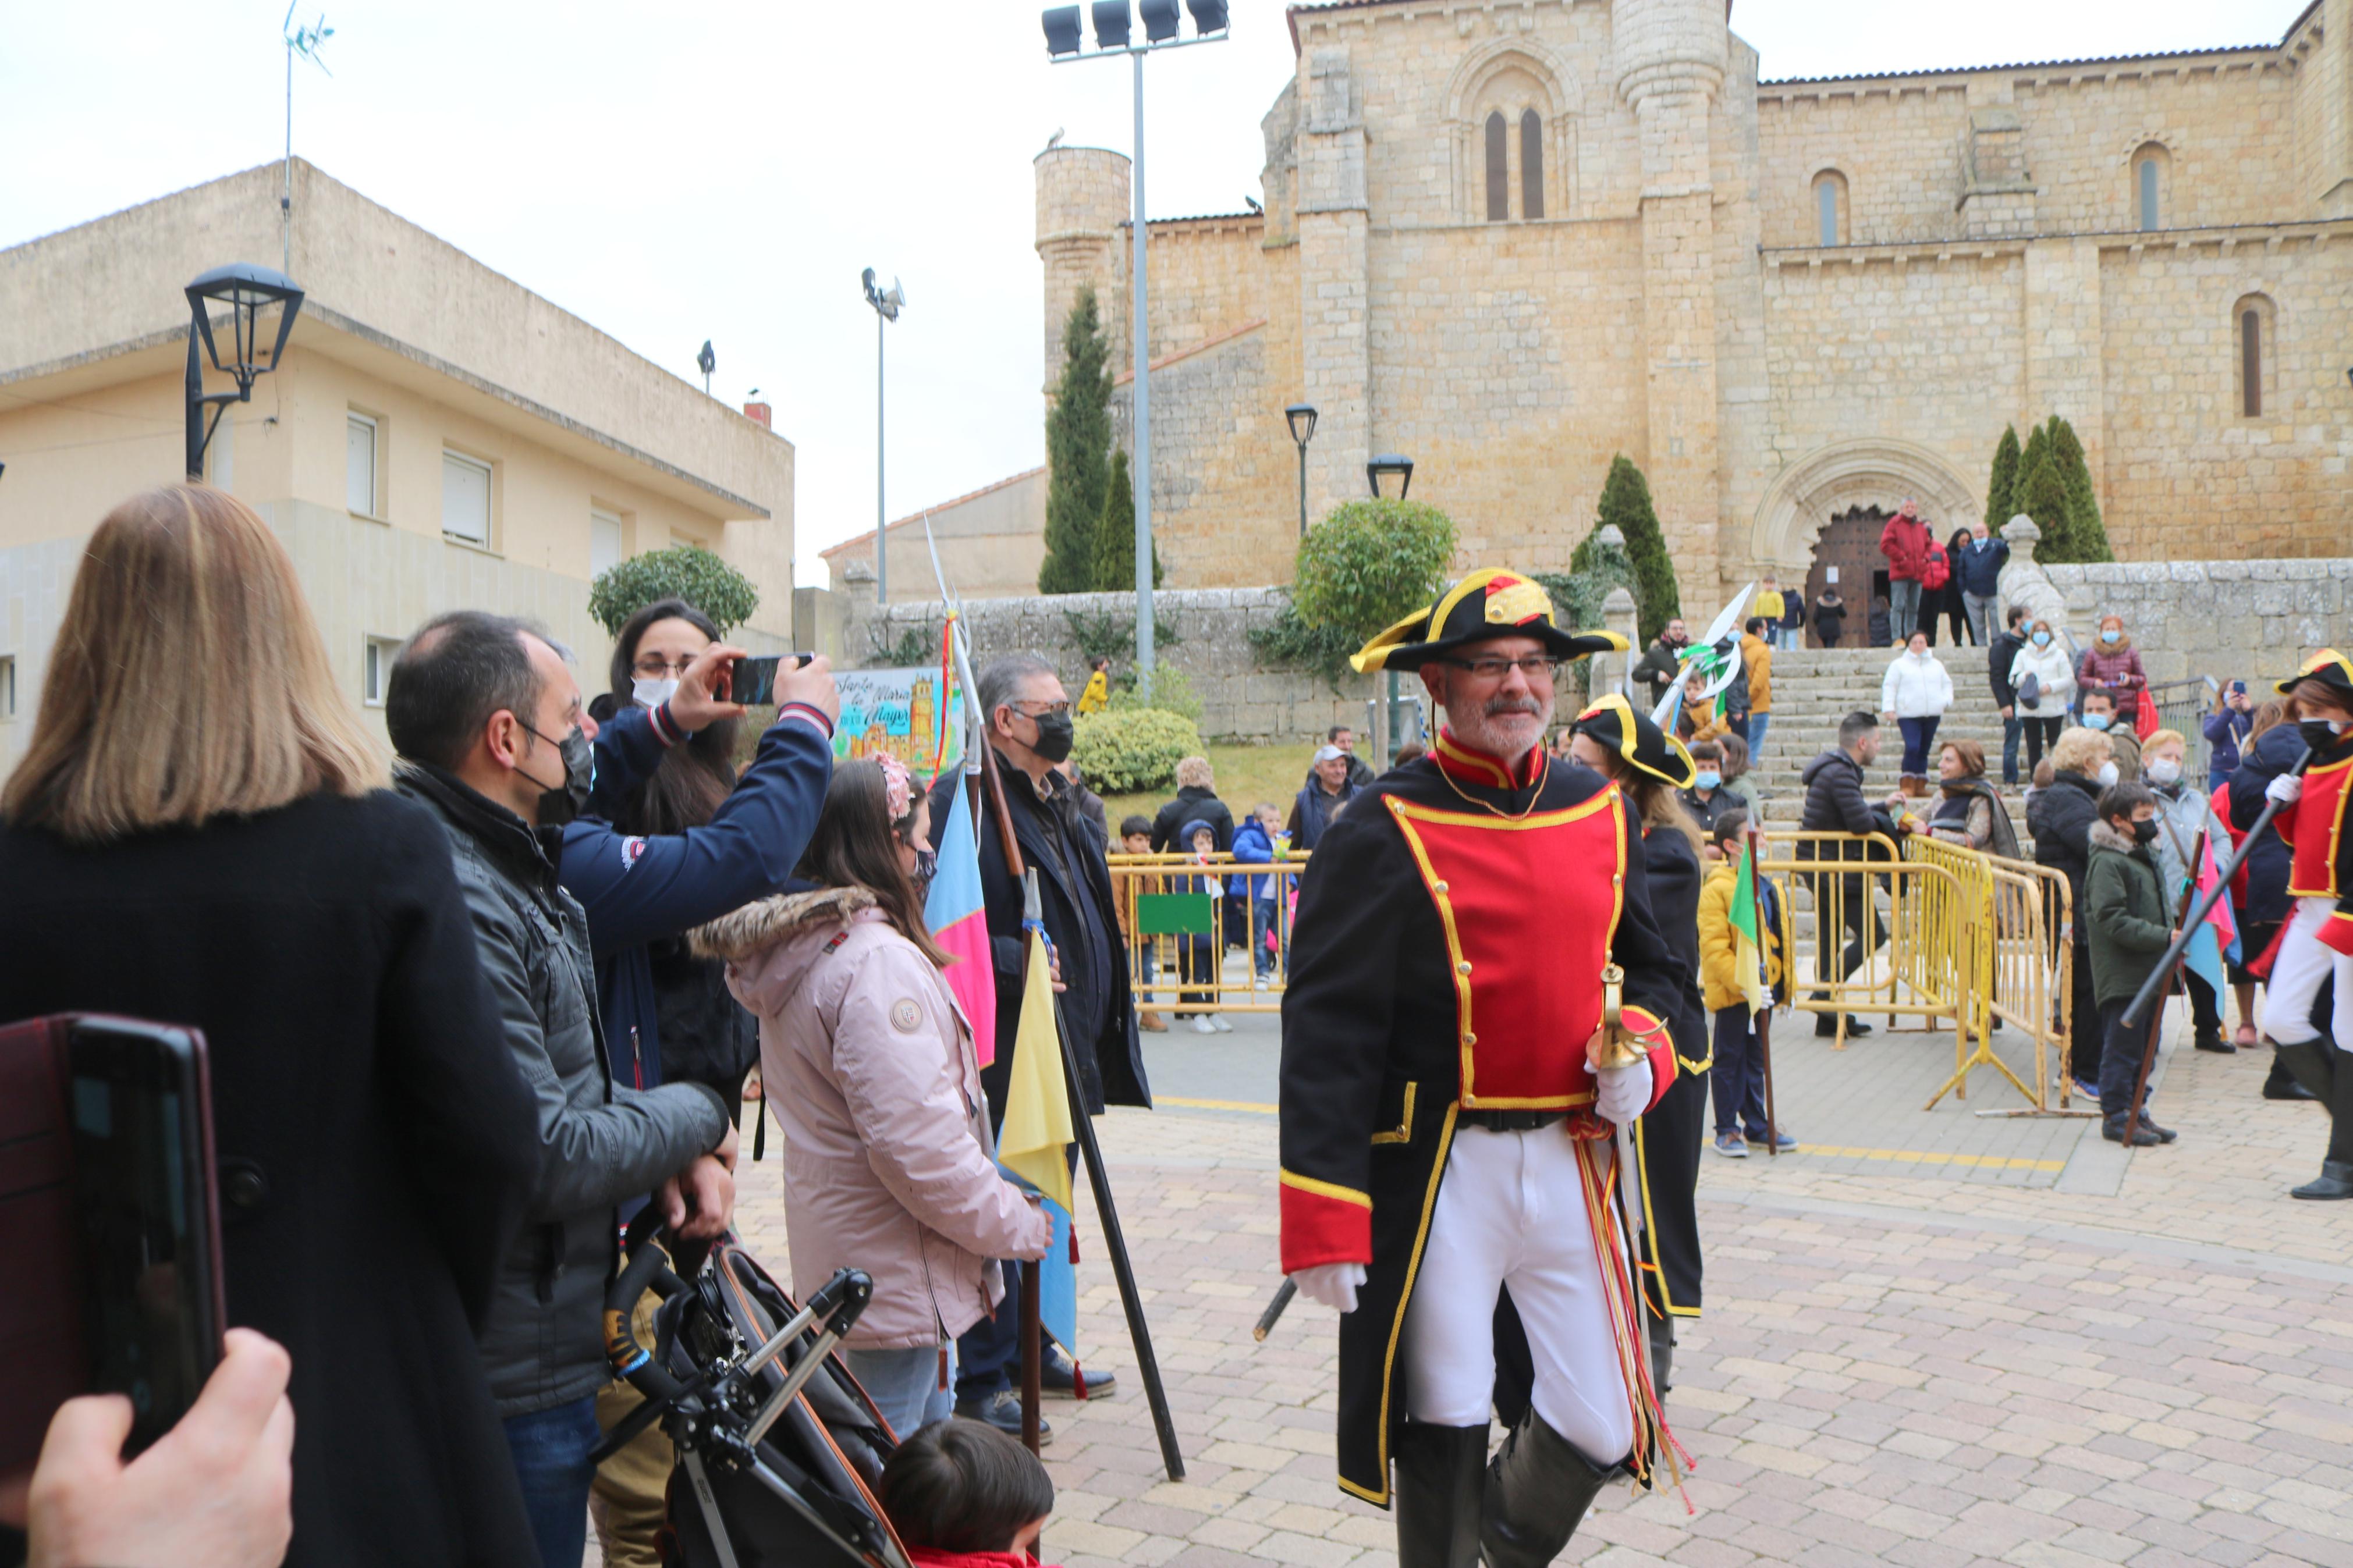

{"left": 721, "top": 1011, "right": 2353, "bottom": 1567}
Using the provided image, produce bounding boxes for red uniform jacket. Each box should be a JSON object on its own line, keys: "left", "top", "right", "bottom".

{"left": 2279, "top": 741, "right": 2353, "bottom": 953}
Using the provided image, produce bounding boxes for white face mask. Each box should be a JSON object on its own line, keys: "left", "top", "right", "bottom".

{"left": 633, "top": 676, "right": 680, "bottom": 709}
{"left": 2146, "top": 758, "right": 2181, "bottom": 786}
{"left": 2096, "top": 761, "right": 2120, "bottom": 788}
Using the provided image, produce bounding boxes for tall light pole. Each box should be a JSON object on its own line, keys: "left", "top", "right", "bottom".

{"left": 863, "top": 269, "right": 905, "bottom": 606}
{"left": 1042, "top": 0, "right": 1229, "bottom": 694}
{"left": 1368, "top": 454, "right": 1417, "bottom": 766}
{"left": 1286, "top": 403, "right": 1317, "bottom": 537}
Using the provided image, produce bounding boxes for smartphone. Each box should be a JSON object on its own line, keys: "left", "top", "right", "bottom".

{"left": 2231, "top": 680, "right": 2247, "bottom": 697}
{"left": 726, "top": 652, "right": 814, "bottom": 707}
{"left": 65, "top": 1018, "right": 226, "bottom": 1455}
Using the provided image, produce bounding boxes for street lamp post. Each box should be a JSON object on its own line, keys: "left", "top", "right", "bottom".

{"left": 1043, "top": 0, "right": 1229, "bottom": 695}
{"left": 184, "top": 264, "right": 306, "bottom": 480}
{"left": 863, "top": 269, "right": 906, "bottom": 606}
{"left": 1365, "top": 452, "right": 1417, "bottom": 766}
{"left": 1366, "top": 454, "right": 1414, "bottom": 500}
{"left": 1285, "top": 403, "right": 1317, "bottom": 536}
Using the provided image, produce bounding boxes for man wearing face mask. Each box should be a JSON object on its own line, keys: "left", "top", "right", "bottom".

{"left": 386, "top": 611, "right": 823, "bottom": 1568}
{"left": 922, "top": 654, "right": 1149, "bottom": 1435}
{"left": 2078, "top": 689, "right": 2142, "bottom": 783}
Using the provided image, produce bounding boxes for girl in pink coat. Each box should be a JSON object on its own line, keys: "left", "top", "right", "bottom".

{"left": 694, "top": 756, "right": 1050, "bottom": 1438}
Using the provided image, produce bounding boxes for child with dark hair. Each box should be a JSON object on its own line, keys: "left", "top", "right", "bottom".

{"left": 881, "top": 1417, "right": 1059, "bottom": 1566}
{"left": 2084, "top": 781, "right": 2177, "bottom": 1146}
{"left": 1116, "top": 815, "right": 1166, "bottom": 1033}
{"left": 1698, "top": 810, "right": 1791, "bottom": 1157}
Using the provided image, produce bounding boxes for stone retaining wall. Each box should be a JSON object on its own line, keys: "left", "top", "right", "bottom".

{"left": 2040, "top": 559, "right": 2352, "bottom": 686}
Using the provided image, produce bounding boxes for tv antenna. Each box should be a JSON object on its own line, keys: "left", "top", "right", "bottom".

{"left": 282, "top": 6, "right": 335, "bottom": 272}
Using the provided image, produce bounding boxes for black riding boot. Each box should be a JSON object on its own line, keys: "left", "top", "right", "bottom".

{"left": 1392, "top": 1422, "right": 1486, "bottom": 1568}
{"left": 2272, "top": 1039, "right": 2334, "bottom": 1103}
{"left": 2272, "top": 1041, "right": 2353, "bottom": 1199}
{"left": 1479, "top": 1409, "right": 1614, "bottom": 1568}
{"left": 1646, "top": 1310, "right": 1674, "bottom": 1396}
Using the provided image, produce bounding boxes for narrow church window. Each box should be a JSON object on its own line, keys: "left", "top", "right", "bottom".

{"left": 2241, "top": 309, "right": 2262, "bottom": 418}
{"left": 1485, "top": 112, "right": 1509, "bottom": 222}
{"left": 2138, "top": 157, "right": 2160, "bottom": 230}
{"left": 1815, "top": 172, "right": 1845, "bottom": 247}
{"left": 1521, "top": 110, "right": 1544, "bottom": 219}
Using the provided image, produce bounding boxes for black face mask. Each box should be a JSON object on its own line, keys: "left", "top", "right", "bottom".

{"left": 520, "top": 723, "right": 597, "bottom": 826}
{"left": 2131, "top": 818, "right": 2159, "bottom": 846}
{"left": 2299, "top": 718, "right": 2350, "bottom": 755}
{"left": 1027, "top": 710, "right": 1076, "bottom": 765}
{"left": 913, "top": 846, "right": 939, "bottom": 887}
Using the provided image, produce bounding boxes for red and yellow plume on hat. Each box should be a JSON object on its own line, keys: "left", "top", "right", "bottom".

{"left": 1351, "top": 568, "right": 1628, "bottom": 674}
{"left": 2277, "top": 648, "right": 2353, "bottom": 699}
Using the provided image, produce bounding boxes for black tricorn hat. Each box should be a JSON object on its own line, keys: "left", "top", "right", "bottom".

{"left": 1351, "top": 568, "right": 1630, "bottom": 674}
{"left": 2277, "top": 648, "right": 2353, "bottom": 703}
{"left": 1573, "top": 694, "right": 1697, "bottom": 790}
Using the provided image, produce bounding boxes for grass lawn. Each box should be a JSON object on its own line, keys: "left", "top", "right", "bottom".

{"left": 1096, "top": 741, "right": 1320, "bottom": 834}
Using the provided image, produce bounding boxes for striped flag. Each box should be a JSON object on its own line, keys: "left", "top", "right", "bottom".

{"left": 1729, "top": 835, "right": 1770, "bottom": 1017}
{"left": 1000, "top": 927, "right": 1080, "bottom": 1363}
{"left": 2182, "top": 831, "right": 2240, "bottom": 999}
{"left": 924, "top": 777, "right": 998, "bottom": 1068}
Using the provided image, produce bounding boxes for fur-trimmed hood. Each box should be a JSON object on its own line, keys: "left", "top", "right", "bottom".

{"left": 2087, "top": 819, "right": 2145, "bottom": 856}
{"left": 691, "top": 885, "right": 877, "bottom": 963}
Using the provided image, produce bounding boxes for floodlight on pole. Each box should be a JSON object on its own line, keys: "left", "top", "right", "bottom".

{"left": 1285, "top": 403, "right": 1317, "bottom": 537}
{"left": 1041, "top": 0, "right": 1229, "bottom": 698}
{"left": 697, "top": 340, "right": 716, "bottom": 395}
{"left": 864, "top": 268, "right": 907, "bottom": 606}
{"left": 183, "top": 263, "right": 306, "bottom": 479}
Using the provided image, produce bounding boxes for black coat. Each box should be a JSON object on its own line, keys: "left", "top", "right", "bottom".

{"left": 1988, "top": 631, "right": 2025, "bottom": 709}
{"left": 1150, "top": 785, "right": 1234, "bottom": 855}
{"left": 1632, "top": 822, "right": 1709, "bottom": 1320}
{"left": 2228, "top": 723, "right": 2308, "bottom": 925}
{"left": 927, "top": 756, "right": 1149, "bottom": 1123}
{"left": 0, "top": 792, "right": 541, "bottom": 1567}
{"left": 2031, "top": 770, "right": 2104, "bottom": 930}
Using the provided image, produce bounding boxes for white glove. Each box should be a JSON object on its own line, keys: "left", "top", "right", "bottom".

{"left": 1292, "top": 1262, "right": 1367, "bottom": 1314}
{"left": 1595, "top": 1057, "right": 1655, "bottom": 1126}
{"left": 2267, "top": 773, "right": 2304, "bottom": 806}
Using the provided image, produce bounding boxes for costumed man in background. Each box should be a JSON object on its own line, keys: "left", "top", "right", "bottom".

{"left": 1565, "top": 697, "right": 1712, "bottom": 1393}
{"left": 2258, "top": 649, "right": 2353, "bottom": 1200}
{"left": 1278, "top": 570, "right": 1685, "bottom": 1568}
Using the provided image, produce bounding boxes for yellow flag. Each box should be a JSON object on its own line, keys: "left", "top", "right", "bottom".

{"left": 998, "top": 929, "right": 1074, "bottom": 1211}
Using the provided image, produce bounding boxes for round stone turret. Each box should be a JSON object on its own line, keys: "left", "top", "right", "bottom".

{"left": 1035, "top": 145, "right": 1130, "bottom": 396}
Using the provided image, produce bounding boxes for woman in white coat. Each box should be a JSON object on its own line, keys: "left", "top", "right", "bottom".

{"left": 1881, "top": 630, "right": 1957, "bottom": 782}
{"left": 693, "top": 756, "right": 1050, "bottom": 1439}
{"left": 2007, "top": 618, "right": 2077, "bottom": 776}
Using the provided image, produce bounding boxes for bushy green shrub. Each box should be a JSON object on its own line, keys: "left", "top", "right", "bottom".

{"left": 1291, "top": 497, "right": 1458, "bottom": 639}
{"left": 1248, "top": 597, "right": 1367, "bottom": 692}
{"left": 588, "top": 546, "right": 758, "bottom": 635}
{"left": 1106, "top": 664, "right": 1203, "bottom": 723}
{"left": 1073, "top": 707, "right": 1199, "bottom": 794}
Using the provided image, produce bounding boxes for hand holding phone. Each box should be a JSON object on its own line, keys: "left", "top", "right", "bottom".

{"left": 768, "top": 653, "right": 840, "bottom": 727}
{"left": 667, "top": 644, "right": 749, "bottom": 733}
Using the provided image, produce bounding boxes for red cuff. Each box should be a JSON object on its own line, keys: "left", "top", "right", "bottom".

{"left": 2320, "top": 912, "right": 2353, "bottom": 957}
{"left": 1617, "top": 1005, "right": 1677, "bottom": 1111}
{"left": 1279, "top": 1171, "right": 1372, "bottom": 1274}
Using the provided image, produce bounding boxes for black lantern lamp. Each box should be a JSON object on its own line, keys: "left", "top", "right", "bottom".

{"left": 183, "top": 263, "right": 305, "bottom": 479}
{"left": 1367, "top": 453, "right": 1414, "bottom": 499}
{"left": 1285, "top": 403, "right": 1317, "bottom": 536}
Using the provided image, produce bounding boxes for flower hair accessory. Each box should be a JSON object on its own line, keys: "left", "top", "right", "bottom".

{"left": 875, "top": 753, "right": 914, "bottom": 823}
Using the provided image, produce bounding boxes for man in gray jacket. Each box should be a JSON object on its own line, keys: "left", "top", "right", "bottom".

{"left": 387, "top": 611, "right": 740, "bottom": 1568}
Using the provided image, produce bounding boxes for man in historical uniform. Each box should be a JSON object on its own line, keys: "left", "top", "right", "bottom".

{"left": 1278, "top": 570, "right": 1686, "bottom": 1567}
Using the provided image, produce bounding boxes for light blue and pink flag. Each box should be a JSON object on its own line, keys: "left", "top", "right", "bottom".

{"left": 2182, "top": 831, "right": 2240, "bottom": 1000}
{"left": 925, "top": 774, "right": 999, "bottom": 1068}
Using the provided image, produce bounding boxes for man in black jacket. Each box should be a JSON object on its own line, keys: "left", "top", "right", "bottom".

{"left": 386, "top": 613, "right": 741, "bottom": 1568}
{"left": 1798, "top": 710, "right": 1897, "bottom": 1037}
{"left": 1987, "top": 605, "right": 2028, "bottom": 785}
{"left": 925, "top": 654, "right": 1149, "bottom": 1437}
{"left": 1631, "top": 618, "right": 1690, "bottom": 709}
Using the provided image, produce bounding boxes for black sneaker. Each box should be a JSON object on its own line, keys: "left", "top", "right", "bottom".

{"left": 1042, "top": 1351, "right": 1116, "bottom": 1400}
{"left": 2102, "top": 1119, "right": 2159, "bottom": 1147}
{"left": 953, "top": 1389, "right": 1052, "bottom": 1445}
{"left": 2139, "top": 1117, "right": 2178, "bottom": 1143}
{"left": 2263, "top": 1076, "right": 2317, "bottom": 1102}
{"left": 2194, "top": 1034, "right": 2234, "bottom": 1054}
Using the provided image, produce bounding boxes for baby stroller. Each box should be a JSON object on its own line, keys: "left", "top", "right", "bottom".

{"left": 592, "top": 1206, "right": 915, "bottom": 1567}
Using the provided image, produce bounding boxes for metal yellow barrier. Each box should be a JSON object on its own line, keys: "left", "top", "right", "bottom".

{"left": 1107, "top": 853, "right": 1309, "bottom": 1016}
{"left": 1753, "top": 831, "right": 1966, "bottom": 1040}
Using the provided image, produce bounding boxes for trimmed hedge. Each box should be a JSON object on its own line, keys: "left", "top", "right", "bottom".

{"left": 1073, "top": 707, "right": 1200, "bottom": 794}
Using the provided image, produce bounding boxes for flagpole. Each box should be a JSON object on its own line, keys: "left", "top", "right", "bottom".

{"left": 1747, "top": 827, "right": 1780, "bottom": 1158}
{"left": 2124, "top": 830, "right": 2203, "bottom": 1147}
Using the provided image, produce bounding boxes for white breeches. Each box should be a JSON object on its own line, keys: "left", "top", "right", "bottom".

{"left": 2268, "top": 898, "right": 2353, "bottom": 1051}
{"left": 1400, "top": 1122, "right": 1636, "bottom": 1464}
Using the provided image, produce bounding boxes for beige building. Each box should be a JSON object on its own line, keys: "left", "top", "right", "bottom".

{"left": 0, "top": 160, "right": 794, "bottom": 773}
{"left": 821, "top": 465, "right": 1047, "bottom": 607}
{"left": 1027, "top": 0, "right": 2353, "bottom": 611}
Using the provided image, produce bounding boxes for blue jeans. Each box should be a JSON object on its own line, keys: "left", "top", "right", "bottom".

{"left": 1250, "top": 895, "right": 1281, "bottom": 976}
{"left": 1745, "top": 712, "right": 1770, "bottom": 762}
{"left": 1897, "top": 714, "right": 1940, "bottom": 777}
{"left": 1710, "top": 1005, "right": 1766, "bottom": 1137}
{"left": 954, "top": 1262, "right": 1021, "bottom": 1403}
{"left": 504, "top": 1396, "right": 600, "bottom": 1568}
{"left": 2001, "top": 714, "right": 2022, "bottom": 784}
{"left": 846, "top": 1343, "right": 953, "bottom": 1438}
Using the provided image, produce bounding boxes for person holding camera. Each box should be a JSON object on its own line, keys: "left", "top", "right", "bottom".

{"left": 386, "top": 612, "right": 789, "bottom": 1568}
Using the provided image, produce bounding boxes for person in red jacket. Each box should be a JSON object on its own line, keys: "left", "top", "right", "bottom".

{"left": 1878, "top": 500, "right": 1932, "bottom": 643}
{"left": 2260, "top": 649, "right": 2353, "bottom": 1200}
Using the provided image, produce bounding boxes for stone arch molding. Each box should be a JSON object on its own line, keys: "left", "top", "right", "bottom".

{"left": 1443, "top": 36, "right": 1580, "bottom": 221}
{"left": 1441, "top": 36, "right": 1580, "bottom": 123}
{"left": 1748, "top": 438, "right": 1981, "bottom": 573}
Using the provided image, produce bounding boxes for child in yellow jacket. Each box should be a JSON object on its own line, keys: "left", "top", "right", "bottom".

{"left": 1697, "top": 811, "right": 1793, "bottom": 1156}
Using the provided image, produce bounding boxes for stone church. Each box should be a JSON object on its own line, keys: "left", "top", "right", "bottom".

{"left": 1028, "top": 0, "right": 2352, "bottom": 613}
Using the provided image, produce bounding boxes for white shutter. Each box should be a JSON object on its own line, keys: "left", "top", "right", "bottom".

{"left": 347, "top": 414, "right": 378, "bottom": 515}
{"left": 590, "top": 508, "right": 623, "bottom": 576}
{"left": 442, "top": 451, "right": 492, "bottom": 544}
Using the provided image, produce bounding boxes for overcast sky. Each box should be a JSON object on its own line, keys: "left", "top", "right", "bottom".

{"left": 0, "top": 1, "right": 2305, "bottom": 587}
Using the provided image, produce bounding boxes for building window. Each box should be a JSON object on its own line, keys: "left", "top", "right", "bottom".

{"left": 1520, "top": 110, "right": 1545, "bottom": 221}
{"left": 442, "top": 450, "right": 492, "bottom": 545}
{"left": 2235, "top": 296, "right": 2274, "bottom": 419}
{"left": 347, "top": 413, "right": 379, "bottom": 517}
{"left": 361, "top": 635, "right": 401, "bottom": 707}
{"left": 591, "top": 507, "right": 623, "bottom": 577}
{"left": 0, "top": 655, "right": 15, "bottom": 721}
{"left": 1814, "top": 170, "right": 1847, "bottom": 247}
{"left": 1485, "top": 111, "right": 1509, "bottom": 222}
{"left": 2133, "top": 143, "right": 2168, "bottom": 232}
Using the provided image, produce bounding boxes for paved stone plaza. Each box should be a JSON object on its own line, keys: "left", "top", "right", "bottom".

{"left": 725, "top": 1009, "right": 2353, "bottom": 1567}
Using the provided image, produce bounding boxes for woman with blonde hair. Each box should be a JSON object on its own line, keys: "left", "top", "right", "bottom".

{"left": 0, "top": 484, "right": 541, "bottom": 1566}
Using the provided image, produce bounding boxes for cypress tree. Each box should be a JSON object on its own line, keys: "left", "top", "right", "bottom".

{"left": 1984, "top": 424, "right": 2020, "bottom": 530}
{"left": 2045, "top": 415, "right": 2114, "bottom": 564}
{"left": 1038, "top": 288, "right": 1112, "bottom": 595}
{"left": 2016, "top": 439, "right": 2072, "bottom": 557}
{"left": 1581, "top": 454, "right": 1680, "bottom": 645}
{"left": 1092, "top": 447, "right": 1163, "bottom": 591}
{"left": 2016, "top": 423, "right": 2058, "bottom": 554}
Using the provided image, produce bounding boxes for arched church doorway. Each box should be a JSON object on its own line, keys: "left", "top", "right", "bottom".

{"left": 1804, "top": 507, "right": 1890, "bottom": 648}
